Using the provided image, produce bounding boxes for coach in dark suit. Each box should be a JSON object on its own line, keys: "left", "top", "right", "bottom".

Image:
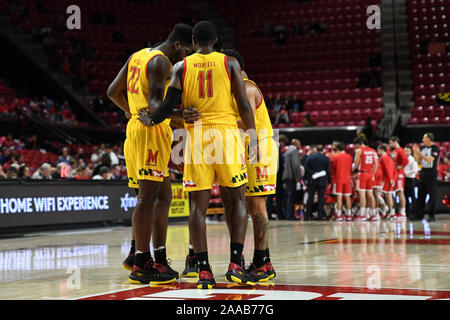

{"left": 304, "top": 145, "right": 332, "bottom": 221}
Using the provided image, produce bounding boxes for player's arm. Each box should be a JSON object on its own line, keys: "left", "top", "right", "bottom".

{"left": 147, "top": 55, "right": 173, "bottom": 112}
{"left": 228, "top": 57, "right": 256, "bottom": 132}
{"left": 236, "top": 82, "right": 257, "bottom": 130}
{"left": 353, "top": 149, "right": 361, "bottom": 172}
{"left": 412, "top": 144, "right": 435, "bottom": 163}
{"left": 139, "top": 61, "right": 184, "bottom": 126}
{"left": 107, "top": 56, "right": 132, "bottom": 117}
{"left": 373, "top": 154, "right": 378, "bottom": 176}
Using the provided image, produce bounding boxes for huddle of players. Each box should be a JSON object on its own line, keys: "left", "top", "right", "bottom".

{"left": 107, "top": 21, "right": 277, "bottom": 289}
{"left": 328, "top": 136, "right": 409, "bottom": 222}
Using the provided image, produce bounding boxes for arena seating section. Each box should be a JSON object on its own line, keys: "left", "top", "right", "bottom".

{"left": 406, "top": 0, "right": 450, "bottom": 125}
{"left": 2, "top": 0, "right": 448, "bottom": 130}
{"left": 221, "top": 0, "right": 383, "bottom": 128}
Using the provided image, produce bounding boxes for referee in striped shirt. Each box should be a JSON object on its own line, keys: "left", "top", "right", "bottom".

{"left": 411, "top": 133, "right": 440, "bottom": 222}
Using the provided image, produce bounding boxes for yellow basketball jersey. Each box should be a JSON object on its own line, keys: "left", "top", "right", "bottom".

{"left": 244, "top": 78, "right": 273, "bottom": 140}
{"left": 232, "top": 78, "right": 273, "bottom": 140}
{"left": 127, "top": 48, "right": 171, "bottom": 125}
{"left": 182, "top": 52, "right": 238, "bottom": 126}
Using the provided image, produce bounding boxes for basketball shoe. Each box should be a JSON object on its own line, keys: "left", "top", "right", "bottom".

{"left": 129, "top": 258, "right": 177, "bottom": 285}
{"left": 122, "top": 253, "right": 134, "bottom": 271}
{"left": 225, "top": 262, "right": 256, "bottom": 286}
{"left": 181, "top": 254, "right": 199, "bottom": 278}
{"left": 197, "top": 270, "right": 216, "bottom": 289}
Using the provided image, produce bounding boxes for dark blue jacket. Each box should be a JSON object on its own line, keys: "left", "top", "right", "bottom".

{"left": 304, "top": 152, "right": 332, "bottom": 187}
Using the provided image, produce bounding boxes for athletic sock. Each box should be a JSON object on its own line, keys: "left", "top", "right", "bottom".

{"left": 196, "top": 251, "right": 212, "bottom": 273}
{"left": 154, "top": 246, "right": 167, "bottom": 265}
{"left": 135, "top": 251, "right": 151, "bottom": 269}
{"left": 252, "top": 249, "right": 266, "bottom": 268}
{"left": 265, "top": 248, "right": 271, "bottom": 263}
{"left": 188, "top": 244, "right": 195, "bottom": 257}
{"left": 129, "top": 240, "right": 136, "bottom": 255}
{"left": 230, "top": 242, "right": 244, "bottom": 265}
{"left": 360, "top": 207, "right": 366, "bottom": 217}
{"left": 336, "top": 209, "right": 342, "bottom": 217}
{"left": 399, "top": 207, "right": 406, "bottom": 215}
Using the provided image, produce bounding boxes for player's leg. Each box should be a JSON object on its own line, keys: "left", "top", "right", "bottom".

{"left": 335, "top": 194, "right": 344, "bottom": 220}
{"left": 188, "top": 189, "right": 215, "bottom": 288}
{"left": 366, "top": 189, "right": 379, "bottom": 221}
{"left": 151, "top": 176, "right": 179, "bottom": 279}
{"left": 122, "top": 187, "right": 139, "bottom": 271}
{"left": 246, "top": 195, "right": 274, "bottom": 281}
{"left": 396, "top": 176, "right": 407, "bottom": 220}
{"left": 220, "top": 184, "right": 256, "bottom": 285}
{"left": 356, "top": 177, "right": 367, "bottom": 220}
{"left": 129, "top": 179, "right": 164, "bottom": 284}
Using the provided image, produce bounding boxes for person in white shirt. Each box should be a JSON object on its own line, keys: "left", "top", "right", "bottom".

{"left": 404, "top": 147, "right": 418, "bottom": 217}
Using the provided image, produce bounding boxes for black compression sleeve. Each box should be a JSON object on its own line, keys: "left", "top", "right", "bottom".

{"left": 151, "top": 87, "right": 182, "bottom": 125}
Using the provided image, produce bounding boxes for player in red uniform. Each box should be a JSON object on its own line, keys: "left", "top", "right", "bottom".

{"left": 377, "top": 144, "right": 397, "bottom": 220}
{"left": 389, "top": 136, "right": 409, "bottom": 221}
{"left": 352, "top": 137, "right": 378, "bottom": 221}
{"left": 373, "top": 156, "right": 389, "bottom": 219}
{"left": 331, "top": 141, "right": 353, "bottom": 221}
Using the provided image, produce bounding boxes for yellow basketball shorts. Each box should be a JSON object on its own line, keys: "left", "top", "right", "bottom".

{"left": 182, "top": 123, "right": 248, "bottom": 192}
{"left": 245, "top": 137, "right": 278, "bottom": 197}
{"left": 125, "top": 117, "right": 172, "bottom": 186}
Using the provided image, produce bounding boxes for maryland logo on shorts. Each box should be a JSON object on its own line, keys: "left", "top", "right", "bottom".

{"left": 145, "top": 149, "right": 159, "bottom": 166}
{"left": 255, "top": 166, "right": 269, "bottom": 182}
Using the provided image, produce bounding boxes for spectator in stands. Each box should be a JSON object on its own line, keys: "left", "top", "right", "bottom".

{"left": 302, "top": 113, "right": 315, "bottom": 127}
{"left": 75, "top": 165, "right": 90, "bottom": 180}
{"left": 56, "top": 147, "right": 72, "bottom": 165}
{"left": 73, "top": 147, "right": 86, "bottom": 162}
{"left": 308, "top": 21, "right": 327, "bottom": 35}
{"left": 445, "top": 169, "right": 450, "bottom": 182}
{"left": 275, "top": 105, "right": 290, "bottom": 125}
{"left": 6, "top": 166, "right": 18, "bottom": 179}
{"left": 291, "top": 20, "right": 303, "bottom": 36}
{"left": 404, "top": 146, "right": 418, "bottom": 217}
{"left": 438, "top": 155, "right": 449, "bottom": 180}
{"left": 110, "top": 164, "right": 123, "bottom": 180}
{"left": 93, "top": 153, "right": 112, "bottom": 177}
{"left": 31, "top": 163, "right": 53, "bottom": 180}
{"left": 104, "top": 143, "right": 119, "bottom": 165}
{"left": 262, "top": 20, "right": 273, "bottom": 37}
{"left": 291, "top": 95, "right": 304, "bottom": 112}
{"left": 18, "top": 164, "right": 31, "bottom": 179}
{"left": 355, "top": 129, "right": 369, "bottom": 146}
{"left": 282, "top": 138, "right": 302, "bottom": 220}
{"left": 93, "top": 166, "right": 111, "bottom": 180}
{"left": 0, "top": 166, "right": 5, "bottom": 179}
{"left": 274, "top": 23, "right": 288, "bottom": 45}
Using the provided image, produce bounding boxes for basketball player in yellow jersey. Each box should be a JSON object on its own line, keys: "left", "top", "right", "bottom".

{"left": 107, "top": 23, "right": 193, "bottom": 285}
{"left": 183, "top": 49, "right": 277, "bottom": 283}
{"left": 138, "top": 21, "right": 257, "bottom": 289}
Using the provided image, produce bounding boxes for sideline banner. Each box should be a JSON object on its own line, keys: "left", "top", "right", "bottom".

{"left": 0, "top": 180, "right": 190, "bottom": 229}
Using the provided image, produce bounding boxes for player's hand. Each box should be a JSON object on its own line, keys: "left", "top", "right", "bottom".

{"left": 137, "top": 109, "right": 153, "bottom": 126}
{"left": 183, "top": 106, "right": 201, "bottom": 124}
{"left": 125, "top": 112, "right": 132, "bottom": 119}
{"left": 390, "top": 180, "right": 395, "bottom": 187}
